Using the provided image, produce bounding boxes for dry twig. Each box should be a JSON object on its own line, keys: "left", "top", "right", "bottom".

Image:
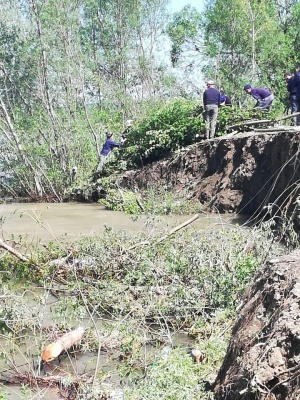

{"left": 0, "top": 238, "right": 28, "bottom": 262}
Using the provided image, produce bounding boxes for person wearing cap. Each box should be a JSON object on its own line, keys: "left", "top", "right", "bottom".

{"left": 284, "top": 71, "right": 298, "bottom": 125}
{"left": 120, "top": 119, "right": 134, "bottom": 141}
{"left": 96, "top": 131, "right": 125, "bottom": 172}
{"left": 243, "top": 84, "right": 274, "bottom": 110}
{"left": 203, "top": 80, "right": 221, "bottom": 139}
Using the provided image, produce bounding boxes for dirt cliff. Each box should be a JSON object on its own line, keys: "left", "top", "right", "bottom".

{"left": 120, "top": 130, "right": 300, "bottom": 231}
{"left": 213, "top": 250, "right": 300, "bottom": 400}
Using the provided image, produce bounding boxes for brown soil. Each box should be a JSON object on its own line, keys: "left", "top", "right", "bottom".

{"left": 120, "top": 131, "right": 300, "bottom": 228}
{"left": 213, "top": 250, "right": 300, "bottom": 400}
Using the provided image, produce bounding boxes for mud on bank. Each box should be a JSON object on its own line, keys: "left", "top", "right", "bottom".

{"left": 213, "top": 250, "right": 300, "bottom": 400}
{"left": 120, "top": 131, "right": 300, "bottom": 236}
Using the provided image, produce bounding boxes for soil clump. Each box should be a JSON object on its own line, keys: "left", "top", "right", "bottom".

{"left": 213, "top": 250, "right": 300, "bottom": 399}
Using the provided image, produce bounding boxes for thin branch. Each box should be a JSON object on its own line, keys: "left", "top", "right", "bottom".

{"left": 0, "top": 239, "right": 28, "bottom": 262}
{"left": 156, "top": 214, "right": 200, "bottom": 243}
{"left": 127, "top": 214, "right": 200, "bottom": 250}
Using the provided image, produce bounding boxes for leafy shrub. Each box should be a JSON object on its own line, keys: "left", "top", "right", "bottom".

{"left": 119, "top": 99, "right": 205, "bottom": 167}
{"left": 216, "top": 105, "right": 279, "bottom": 134}
{"left": 101, "top": 184, "right": 201, "bottom": 215}
{"left": 101, "top": 187, "right": 141, "bottom": 214}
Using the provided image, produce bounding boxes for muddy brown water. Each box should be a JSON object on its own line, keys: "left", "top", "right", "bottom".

{"left": 0, "top": 202, "right": 247, "bottom": 244}
{"left": 0, "top": 203, "right": 248, "bottom": 399}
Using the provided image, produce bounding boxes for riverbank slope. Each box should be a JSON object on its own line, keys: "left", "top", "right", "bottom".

{"left": 214, "top": 249, "right": 300, "bottom": 399}
{"left": 120, "top": 130, "right": 300, "bottom": 233}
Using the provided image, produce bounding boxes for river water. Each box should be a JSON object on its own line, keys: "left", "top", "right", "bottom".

{"left": 0, "top": 202, "right": 247, "bottom": 246}
{"left": 0, "top": 202, "right": 248, "bottom": 399}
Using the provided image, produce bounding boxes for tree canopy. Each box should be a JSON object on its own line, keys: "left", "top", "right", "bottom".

{"left": 1, "top": 0, "right": 300, "bottom": 199}
{"left": 167, "top": 0, "right": 300, "bottom": 103}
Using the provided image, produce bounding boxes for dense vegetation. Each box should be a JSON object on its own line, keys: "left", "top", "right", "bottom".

{"left": 0, "top": 215, "right": 282, "bottom": 399}
{"left": 0, "top": 1, "right": 299, "bottom": 396}
{"left": 0, "top": 0, "right": 299, "bottom": 199}
{"left": 168, "top": 0, "right": 300, "bottom": 105}
{"left": 108, "top": 102, "right": 279, "bottom": 172}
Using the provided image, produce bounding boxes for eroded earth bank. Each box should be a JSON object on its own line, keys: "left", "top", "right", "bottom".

{"left": 120, "top": 130, "right": 300, "bottom": 233}
{"left": 214, "top": 250, "right": 300, "bottom": 400}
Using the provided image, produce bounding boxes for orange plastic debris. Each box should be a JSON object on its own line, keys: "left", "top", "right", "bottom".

{"left": 41, "top": 327, "right": 85, "bottom": 362}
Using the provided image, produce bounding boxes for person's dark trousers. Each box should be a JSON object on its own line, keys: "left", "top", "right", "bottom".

{"left": 290, "top": 95, "right": 299, "bottom": 125}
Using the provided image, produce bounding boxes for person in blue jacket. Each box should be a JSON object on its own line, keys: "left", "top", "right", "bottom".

{"left": 96, "top": 132, "right": 125, "bottom": 172}
{"left": 243, "top": 84, "right": 274, "bottom": 110}
{"left": 220, "top": 89, "right": 232, "bottom": 106}
{"left": 294, "top": 64, "right": 300, "bottom": 105}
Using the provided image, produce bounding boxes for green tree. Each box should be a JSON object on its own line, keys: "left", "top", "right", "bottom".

{"left": 203, "top": 0, "right": 299, "bottom": 105}
{"left": 166, "top": 0, "right": 300, "bottom": 107}
{"left": 81, "top": 0, "right": 172, "bottom": 107}
{"left": 0, "top": 0, "right": 181, "bottom": 199}
{"left": 166, "top": 5, "right": 202, "bottom": 67}
{"left": 0, "top": 0, "right": 100, "bottom": 198}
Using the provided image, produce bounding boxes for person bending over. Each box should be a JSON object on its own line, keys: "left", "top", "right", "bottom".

{"left": 243, "top": 84, "right": 274, "bottom": 110}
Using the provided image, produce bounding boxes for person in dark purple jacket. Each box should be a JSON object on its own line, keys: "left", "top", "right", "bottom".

{"left": 243, "top": 84, "right": 274, "bottom": 109}
{"left": 96, "top": 132, "right": 125, "bottom": 172}
{"left": 203, "top": 80, "right": 221, "bottom": 139}
{"left": 284, "top": 71, "right": 298, "bottom": 125}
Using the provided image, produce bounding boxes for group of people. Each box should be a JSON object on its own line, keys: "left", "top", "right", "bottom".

{"left": 98, "top": 73, "right": 296, "bottom": 170}
{"left": 203, "top": 80, "right": 274, "bottom": 139}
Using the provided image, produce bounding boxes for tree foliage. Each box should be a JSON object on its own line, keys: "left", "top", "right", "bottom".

{"left": 203, "top": 0, "right": 292, "bottom": 101}
{"left": 117, "top": 99, "right": 205, "bottom": 168}
{"left": 167, "top": 0, "right": 300, "bottom": 105}
{"left": 166, "top": 5, "right": 202, "bottom": 67}
{"left": 0, "top": 0, "right": 177, "bottom": 199}
{"left": 1, "top": 0, "right": 300, "bottom": 199}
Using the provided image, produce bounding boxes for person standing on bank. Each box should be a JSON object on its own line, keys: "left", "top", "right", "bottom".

{"left": 243, "top": 84, "right": 274, "bottom": 110}
{"left": 203, "top": 80, "right": 221, "bottom": 139}
{"left": 284, "top": 71, "right": 298, "bottom": 125}
{"left": 96, "top": 132, "right": 125, "bottom": 173}
{"left": 293, "top": 64, "right": 300, "bottom": 123}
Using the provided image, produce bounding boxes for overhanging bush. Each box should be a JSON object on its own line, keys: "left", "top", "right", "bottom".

{"left": 120, "top": 99, "right": 205, "bottom": 167}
